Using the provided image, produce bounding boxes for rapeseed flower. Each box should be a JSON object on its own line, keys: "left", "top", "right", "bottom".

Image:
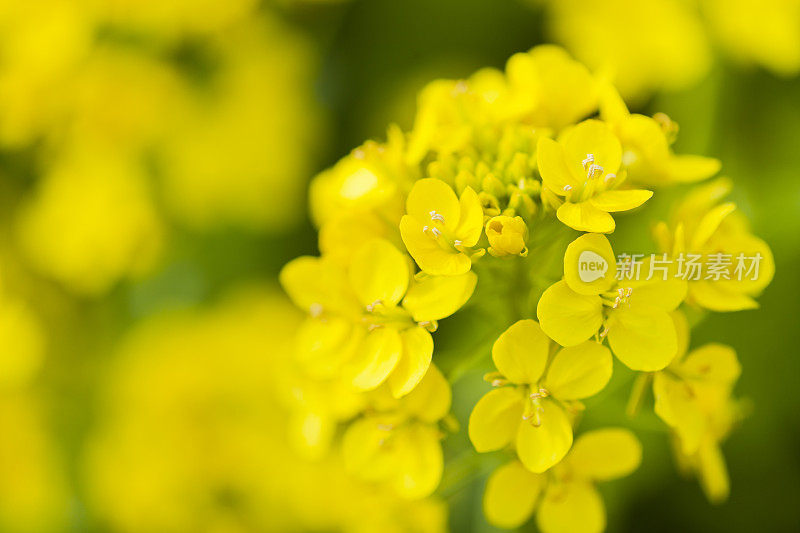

{"left": 538, "top": 233, "right": 686, "bottom": 370}
{"left": 537, "top": 119, "right": 652, "bottom": 233}
{"left": 400, "top": 178, "right": 485, "bottom": 275}
{"left": 483, "top": 428, "right": 641, "bottom": 532}
{"left": 469, "top": 320, "right": 612, "bottom": 472}
{"left": 281, "top": 238, "right": 476, "bottom": 396}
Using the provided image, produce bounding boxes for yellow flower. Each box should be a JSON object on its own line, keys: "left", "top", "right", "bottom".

{"left": 16, "top": 149, "right": 164, "bottom": 295}
{"left": 537, "top": 119, "right": 652, "bottom": 233}
{"left": 537, "top": 233, "right": 686, "bottom": 371}
{"left": 543, "top": 0, "right": 711, "bottom": 101}
{"left": 485, "top": 215, "right": 529, "bottom": 257}
{"left": 483, "top": 428, "right": 641, "bottom": 531}
{"left": 653, "top": 177, "right": 775, "bottom": 311}
{"left": 505, "top": 45, "right": 599, "bottom": 131}
{"left": 599, "top": 84, "right": 721, "bottom": 187}
{"left": 342, "top": 364, "right": 451, "bottom": 499}
{"left": 704, "top": 0, "right": 800, "bottom": 76}
{"left": 399, "top": 178, "right": 485, "bottom": 276}
{"left": 469, "top": 320, "right": 612, "bottom": 473}
{"left": 281, "top": 238, "right": 476, "bottom": 397}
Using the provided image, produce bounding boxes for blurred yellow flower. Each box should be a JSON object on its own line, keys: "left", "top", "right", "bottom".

{"left": 485, "top": 215, "right": 529, "bottom": 257}
{"left": 483, "top": 428, "right": 641, "bottom": 532}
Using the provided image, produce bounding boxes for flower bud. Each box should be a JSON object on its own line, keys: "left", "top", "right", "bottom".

{"left": 485, "top": 215, "right": 528, "bottom": 257}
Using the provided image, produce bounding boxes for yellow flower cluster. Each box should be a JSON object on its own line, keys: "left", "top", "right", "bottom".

{"left": 282, "top": 45, "right": 773, "bottom": 531}
{"left": 1, "top": 0, "right": 321, "bottom": 295}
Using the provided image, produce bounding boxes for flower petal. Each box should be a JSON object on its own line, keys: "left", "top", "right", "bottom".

{"left": 557, "top": 202, "right": 615, "bottom": 233}
{"left": 516, "top": 399, "right": 573, "bottom": 473}
{"left": 483, "top": 461, "right": 544, "bottom": 529}
{"left": 563, "top": 233, "right": 617, "bottom": 296}
{"left": 536, "top": 482, "right": 605, "bottom": 533}
{"left": 402, "top": 271, "right": 477, "bottom": 322}
{"left": 390, "top": 423, "right": 444, "bottom": 499}
{"left": 653, "top": 372, "right": 705, "bottom": 455}
{"left": 537, "top": 137, "right": 576, "bottom": 196}
{"left": 455, "top": 186, "right": 484, "bottom": 246}
{"left": 401, "top": 363, "right": 452, "bottom": 423}
{"left": 348, "top": 327, "right": 403, "bottom": 391}
{"left": 279, "top": 256, "right": 359, "bottom": 317}
{"left": 697, "top": 438, "right": 730, "bottom": 504}
{"left": 349, "top": 239, "right": 409, "bottom": 308}
{"left": 400, "top": 215, "right": 471, "bottom": 276}
{"left": 406, "top": 178, "right": 461, "bottom": 228}
{"left": 537, "top": 281, "right": 604, "bottom": 347}
{"left": 666, "top": 154, "right": 721, "bottom": 184}
{"left": 492, "top": 319, "right": 551, "bottom": 384}
{"left": 589, "top": 189, "right": 653, "bottom": 213}
{"left": 679, "top": 343, "right": 740, "bottom": 386}
{"left": 688, "top": 281, "right": 759, "bottom": 312}
{"left": 544, "top": 341, "right": 612, "bottom": 401}
{"left": 388, "top": 327, "right": 434, "bottom": 398}
{"left": 468, "top": 387, "right": 524, "bottom": 452}
{"left": 562, "top": 119, "right": 622, "bottom": 181}
{"left": 607, "top": 304, "right": 677, "bottom": 371}
{"left": 567, "top": 428, "right": 642, "bottom": 481}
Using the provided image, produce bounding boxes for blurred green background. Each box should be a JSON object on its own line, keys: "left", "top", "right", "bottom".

{"left": 0, "top": 0, "right": 797, "bottom": 531}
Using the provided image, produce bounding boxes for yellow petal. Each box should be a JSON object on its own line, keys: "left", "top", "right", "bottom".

{"left": 468, "top": 387, "right": 524, "bottom": 452}
{"left": 400, "top": 215, "right": 472, "bottom": 276}
{"left": 516, "top": 399, "right": 573, "bottom": 473}
{"left": 666, "top": 154, "right": 721, "bottom": 183}
{"left": 537, "top": 281, "right": 604, "bottom": 347}
{"left": 349, "top": 327, "right": 403, "bottom": 391}
{"left": 697, "top": 438, "right": 729, "bottom": 504}
{"left": 483, "top": 461, "right": 544, "bottom": 529}
{"left": 653, "top": 373, "right": 705, "bottom": 455}
{"left": 567, "top": 428, "right": 642, "bottom": 481}
{"left": 390, "top": 423, "right": 444, "bottom": 499}
{"left": 537, "top": 137, "right": 575, "bottom": 196}
{"left": 563, "top": 233, "right": 617, "bottom": 296}
{"left": 619, "top": 275, "right": 687, "bottom": 312}
{"left": 562, "top": 119, "right": 622, "bottom": 182}
{"left": 589, "top": 189, "right": 653, "bottom": 213}
{"left": 557, "top": 201, "right": 615, "bottom": 233}
{"left": 349, "top": 239, "right": 409, "bottom": 308}
{"left": 455, "top": 186, "right": 484, "bottom": 246}
{"left": 402, "top": 363, "right": 452, "bottom": 423}
{"left": 388, "top": 327, "right": 434, "bottom": 398}
{"left": 402, "top": 271, "right": 477, "bottom": 322}
{"left": 545, "top": 342, "right": 612, "bottom": 401}
{"left": 688, "top": 281, "right": 759, "bottom": 312}
{"left": 679, "top": 343, "right": 740, "bottom": 386}
{"left": 536, "top": 482, "right": 605, "bottom": 533}
{"left": 342, "top": 416, "right": 396, "bottom": 481}
{"left": 607, "top": 304, "right": 677, "bottom": 371}
{"left": 295, "top": 316, "right": 362, "bottom": 379}
{"left": 406, "top": 178, "right": 461, "bottom": 228}
{"left": 279, "top": 256, "right": 359, "bottom": 317}
{"left": 598, "top": 82, "right": 629, "bottom": 124}
{"left": 492, "top": 319, "right": 551, "bottom": 384}
{"left": 689, "top": 202, "right": 736, "bottom": 250}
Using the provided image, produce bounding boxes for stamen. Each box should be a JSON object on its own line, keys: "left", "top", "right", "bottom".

{"left": 453, "top": 239, "right": 462, "bottom": 246}
{"left": 429, "top": 210, "right": 445, "bottom": 222}
{"left": 365, "top": 299, "right": 383, "bottom": 312}
{"left": 604, "top": 173, "right": 616, "bottom": 183}
{"left": 309, "top": 303, "right": 323, "bottom": 317}
{"left": 529, "top": 387, "right": 549, "bottom": 400}
{"left": 563, "top": 184, "right": 573, "bottom": 192}
{"left": 431, "top": 227, "right": 442, "bottom": 237}
{"left": 582, "top": 153, "right": 595, "bottom": 170}
{"left": 587, "top": 163, "right": 604, "bottom": 179}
